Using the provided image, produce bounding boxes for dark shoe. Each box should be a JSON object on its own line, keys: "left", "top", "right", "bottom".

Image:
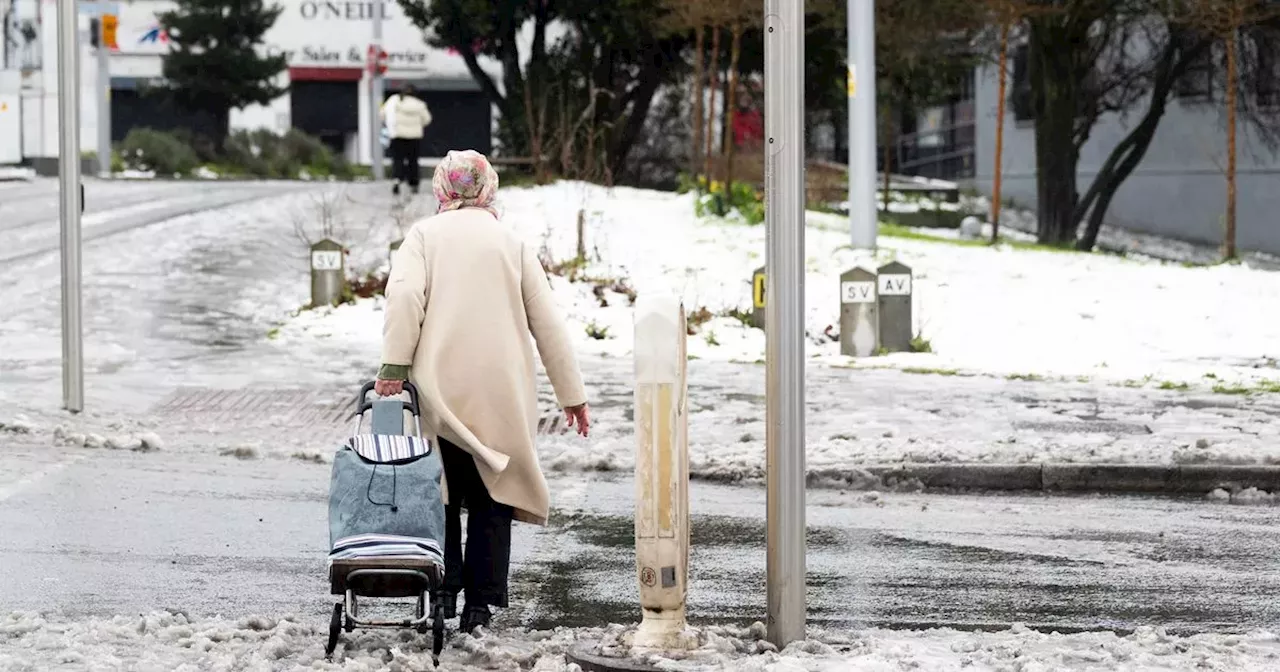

{"left": 459, "top": 604, "right": 491, "bottom": 634}
{"left": 434, "top": 591, "right": 458, "bottom": 619}
{"left": 392, "top": 182, "right": 401, "bottom": 196}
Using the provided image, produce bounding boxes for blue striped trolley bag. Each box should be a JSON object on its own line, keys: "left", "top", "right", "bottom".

{"left": 326, "top": 380, "right": 448, "bottom": 661}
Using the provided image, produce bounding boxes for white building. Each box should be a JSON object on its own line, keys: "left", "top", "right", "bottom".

{"left": 0, "top": 0, "right": 499, "bottom": 171}
{"left": 971, "top": 37, "right": 1280, "bottom": 255}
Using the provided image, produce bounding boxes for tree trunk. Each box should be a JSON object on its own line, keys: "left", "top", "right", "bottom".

{"left": 1075, "top": 33, "right": 1209, "bottom": 251}
{"left": 1029, "top": 27, "right": 1079, "bottom": 246}
{"left": 991, "top": 20, "right": 1010, "bottom": 244}
{"left": 704, "top": 25, "right": 721, "bottom": 184}
{"left": 690, "top": 26, "right": 705, "bottom": 180}
{"left": 724, "top": 24, "right": 742, "bottom": 193}
{"left": 1225, "top": 25, "right": 1238, "bottom": 260}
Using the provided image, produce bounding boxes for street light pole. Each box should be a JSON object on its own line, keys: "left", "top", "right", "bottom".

{"left": 848, "top": 0, "right": 877, "bottom": 249}
{"left": 369, "top": 0, "right": 385, "bottom": 180}
{"left": 96, "top": 21, "right": 111, "bottom": 176}
{"left": 763, "top": 0, "right": 806, "bottom": 648}
{"left": 57, "top": 0, "right": 83, "bottom": 412}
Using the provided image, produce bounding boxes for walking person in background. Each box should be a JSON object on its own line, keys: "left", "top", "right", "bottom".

{"left": 381, "top": 84, "right": 432, "bottom": 195}
{"left": 374, "top": 150, "right": 591, "bottom": 633}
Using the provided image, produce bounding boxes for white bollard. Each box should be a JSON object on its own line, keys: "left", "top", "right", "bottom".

{"left": 632, "top": 293, "right": 692, "bottom": 651}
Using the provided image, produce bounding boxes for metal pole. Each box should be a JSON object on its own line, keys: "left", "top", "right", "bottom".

{"left": 763, "top": 0, "right": 806, "bottom": 648}
{"left": 57, "top": 0, "right": 83, "bottom": 412}
{"left": 96, "top": 26, "right": 110, "bottom": 176}
{"left": 369, "top": 0, "right": 384, "bottom": 180}
{"left": 848, "top": 0, "right": 877, "bottom": 249}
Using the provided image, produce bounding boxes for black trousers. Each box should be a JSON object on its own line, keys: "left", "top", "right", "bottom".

{"left": 389, "top": 138, "right": 421, "bottom": 188}
{"left": 439, "top": 438, "right": 513, "bottom": 608}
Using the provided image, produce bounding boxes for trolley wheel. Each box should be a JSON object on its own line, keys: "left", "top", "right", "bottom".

{"left": 326, "top": 602, "right": 342, "bottom": 656}
{"left": 432, "top": 603, "right": 446, "bottom": 662}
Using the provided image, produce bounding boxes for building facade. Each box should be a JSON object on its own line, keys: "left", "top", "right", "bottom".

{"left": 1, "top": 0, "right": 495, "bottom": 167}
{"left": 971, "top": 36, "right": 1280, "bottom": 255}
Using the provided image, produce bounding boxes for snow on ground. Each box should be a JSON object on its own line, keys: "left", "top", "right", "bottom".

{"left": 296, "top": 181, "right": 1280, "bottom": 393}
{"left": 3, "top": 610, "right": 1277, "bottom": 671}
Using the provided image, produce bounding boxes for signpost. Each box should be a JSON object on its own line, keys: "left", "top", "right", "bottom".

{"left": 848, "top": 0, "right": 877, "bottom": 250}
{"left": 763, "top": 0, "right": 806, "bottom": 648}
{"left": 839, "top": 267, "right": 878, "bottom": 357}
{"left": 97, "top": 13, "right": 116, "bottom": 176}
{"left": 59, "top": 0, "right": 84, "bottom": 412}
{"left": 632, "top": 294, "right": 692, "bottom": 651}
{"left": 310, "top": 239, "right": 347, "bottom": 307}
{"left": 369, "top": 0, "right": 386, "bottom": 180}
{"left": 876, "top": 261, "right": 913, "bottom": 352}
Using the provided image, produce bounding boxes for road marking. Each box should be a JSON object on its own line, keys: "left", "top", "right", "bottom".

{"left": 0, "top": 453, "right": 87, "bottom": 502}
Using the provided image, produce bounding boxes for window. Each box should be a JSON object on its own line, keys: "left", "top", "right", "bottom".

{"left": 1254, "top": 29, "right": 1280, "bottom": 108}
{"left": 1010, "top": 43, "right": 1034, "bottom": 121}
{"left": 1175, "top": 32, "right": 1214, "bottom": 101}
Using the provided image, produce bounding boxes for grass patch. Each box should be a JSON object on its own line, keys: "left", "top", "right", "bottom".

{"left": 878, "top": 221, "right": 1078, "bottom": 254}
{"left": 909, "top": 333, "right": 933, "bottom": 353}
{"left": 901, "top": 367, "right": 962, "bottom": 377}
{"left": 585, "top": 321, "right": 611, "bottom": 340}
{"left": 1158, "top": 381, "right": 1191, "bottom": 391}
{"left": 1006, "top": 373, "right": 1046, "bottom": 382}
{"left": 1212, "top": 380, "right": 1280, "bottom": 396}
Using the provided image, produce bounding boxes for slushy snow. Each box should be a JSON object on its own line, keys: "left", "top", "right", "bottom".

{"left": 3, "top": 610, "right": 1278, "bottom": 671}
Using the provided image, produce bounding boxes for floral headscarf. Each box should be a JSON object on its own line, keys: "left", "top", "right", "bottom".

{"left": 432, "top": 150, "right": 500, "bottom": 218}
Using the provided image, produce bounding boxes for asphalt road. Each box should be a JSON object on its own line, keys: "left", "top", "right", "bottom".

{"left": 1, "top": 444, "right": 1276, "bottom": 637}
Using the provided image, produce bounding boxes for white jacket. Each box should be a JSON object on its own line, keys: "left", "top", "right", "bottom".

{"left": 382, "top": 94, "right": 432, "bottom": 140}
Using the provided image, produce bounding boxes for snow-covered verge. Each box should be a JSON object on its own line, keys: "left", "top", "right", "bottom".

{"left": 290, "top": 181, "right": 1280, "bottom": 395}
{"left": 3, "top": 610, "right": 1277, "bottom": 671}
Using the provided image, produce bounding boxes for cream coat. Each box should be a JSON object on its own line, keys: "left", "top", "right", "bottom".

{"left": 381, "top": 207, "right": 587, "bottom": 525}
{"left": 382, "top": 94, "right": 432, "bottom": 140}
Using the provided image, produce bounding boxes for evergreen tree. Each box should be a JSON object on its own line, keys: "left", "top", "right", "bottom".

{"left": 158, "top": 0, "right": 288, "bottom": 142}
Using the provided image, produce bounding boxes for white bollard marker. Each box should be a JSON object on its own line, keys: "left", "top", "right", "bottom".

{"left": 632, "top": 293, "right": 692, "bottom": 651}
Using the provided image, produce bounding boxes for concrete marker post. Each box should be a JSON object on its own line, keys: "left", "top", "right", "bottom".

{"left": 876, "top": 260, "right": 913, "bottom": 352}
{"left": 839, "top": 266, "right": 878, "bottom": 357}
{"left": 632, "top": 293, "right": 692, "bottom": 651}
{"left": 310, "top": 239, "right": 347, "bottom": 307}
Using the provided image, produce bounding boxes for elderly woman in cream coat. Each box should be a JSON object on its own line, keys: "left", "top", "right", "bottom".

{"left": 374, "top": 150, "right": 590, "bottom": 633}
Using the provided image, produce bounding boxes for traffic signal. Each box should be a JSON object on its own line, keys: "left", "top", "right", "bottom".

{"left": 102, "top": 14, "right": 118, "bottom": 50}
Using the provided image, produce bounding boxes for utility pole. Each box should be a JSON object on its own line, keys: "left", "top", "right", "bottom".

{"left": 848, "top": 0, "right": 877, "bottom": 249}
{"left": 57, "top": 0, "right": 83, "bottom": 412}
{"left": 369, "top": 0, "right": 384, "bottom": 180}
{"left": 763, "top": 0, "right": 806, "bottom": 649}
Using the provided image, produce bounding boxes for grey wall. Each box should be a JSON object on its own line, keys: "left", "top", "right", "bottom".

{"left": 970, "top": 58, "right": 1280, "bottom": 255}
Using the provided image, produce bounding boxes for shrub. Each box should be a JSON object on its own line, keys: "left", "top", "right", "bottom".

{"left": 695, "top": 179, "right": 765, "bottom": 225}
{"left": 118, "top": 128, "right": 200, "bottom": 176}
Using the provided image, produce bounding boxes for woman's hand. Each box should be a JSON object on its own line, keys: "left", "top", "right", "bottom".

{"left": 564, "top": 403, "right": 590, "bottom": 438}
{"left": 375, "top": 379, "right": 404, "bottom": 397}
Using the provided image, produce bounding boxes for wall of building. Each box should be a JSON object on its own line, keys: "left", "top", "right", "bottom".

{"left": 8, "top": 0, "right": 502, "bottom": 164}
{"left": 971, "top": 49, "right": 1280, "bottom": 255}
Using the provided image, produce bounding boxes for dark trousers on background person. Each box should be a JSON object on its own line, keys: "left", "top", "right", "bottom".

{"left": 389, "top": 137, "right": 422, "bottom": 190}
{"left": 439, "top": 438, "right": 513, "bottom": 608}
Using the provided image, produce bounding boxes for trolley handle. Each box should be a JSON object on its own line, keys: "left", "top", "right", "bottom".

{"left": 353, "top": 380, "right": 422, "bottom": 418}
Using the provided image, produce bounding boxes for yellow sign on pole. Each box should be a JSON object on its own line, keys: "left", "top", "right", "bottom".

{"left": 102, "top": 14, "right": 118, "bottom": 50}
{"left": 753, "top": 272, "right": 767, "bottom": 309}
{"left": 846, "top": 65, "right": 856, "bottom": 98}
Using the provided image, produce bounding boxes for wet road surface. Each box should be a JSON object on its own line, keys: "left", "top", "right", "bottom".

{"left": 1, "top": 446, "right": 1276, "bottom": 636}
